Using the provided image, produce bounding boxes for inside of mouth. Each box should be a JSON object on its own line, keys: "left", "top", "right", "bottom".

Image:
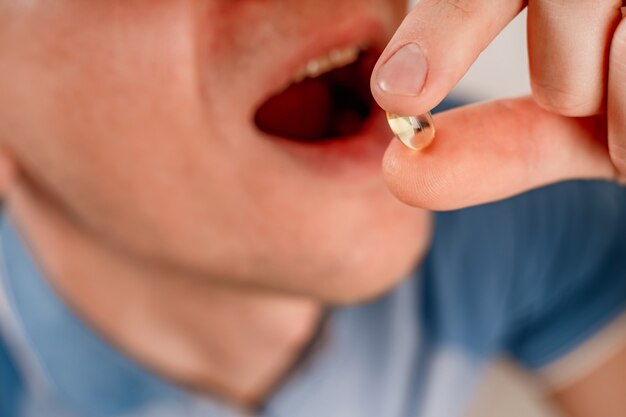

{"left": 254, "top": 48, "right": 378, "bottom": 142}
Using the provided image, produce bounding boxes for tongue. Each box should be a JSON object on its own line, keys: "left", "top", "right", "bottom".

{"left": 255, "top": 77, "right": 333, "bottom": 141}
{"left": 254, "top": 52, "right": 374, "bottom": 142}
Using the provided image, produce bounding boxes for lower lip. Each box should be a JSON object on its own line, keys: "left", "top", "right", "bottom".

{"left": 263, "top": 108, "right": 392, "bottom": 180}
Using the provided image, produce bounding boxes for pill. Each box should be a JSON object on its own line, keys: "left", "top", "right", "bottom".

{"left": 386, "top": 112, "right": 435, "bottom": 151}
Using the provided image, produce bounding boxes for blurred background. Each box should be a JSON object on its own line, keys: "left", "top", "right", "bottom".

{"left": 450, "top": 9, "right": 530, "bottom": 101}
{"left": 448, "top": 9, "right": 561, "bottom": 417}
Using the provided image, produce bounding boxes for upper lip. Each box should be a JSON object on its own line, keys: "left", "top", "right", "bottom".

{"left": 252, "top": 15, "right": 390, "bottom": 109}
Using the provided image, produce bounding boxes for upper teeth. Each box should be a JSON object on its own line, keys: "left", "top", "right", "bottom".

{"left": 290, "top": 44, "right": 366, "bottom": 84}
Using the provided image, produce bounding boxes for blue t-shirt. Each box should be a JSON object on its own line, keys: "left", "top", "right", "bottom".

{"left": 1, "top": 180, "right": 626, "bottom": 417}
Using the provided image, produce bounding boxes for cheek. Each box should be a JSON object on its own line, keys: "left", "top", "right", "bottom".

{"left": 0, "top": 2, "right": 235, "bottom": 249}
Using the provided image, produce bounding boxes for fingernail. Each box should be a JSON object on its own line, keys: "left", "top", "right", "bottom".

{"left": 376, "top": 43, "right": 428, "bottom": 96}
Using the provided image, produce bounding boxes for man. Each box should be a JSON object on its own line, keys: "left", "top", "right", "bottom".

{"left": 0, "top": 1, "right": 625, "bottom": 416}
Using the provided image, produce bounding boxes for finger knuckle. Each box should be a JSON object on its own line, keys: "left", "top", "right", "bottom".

{"left": 443, "top": 0, "right": 475, "bottom": 15}
{"left": 424, "top": 0, "right": 476, "bottom": 19}
{"left": 540, "top": 0, "right": 568, "bottom": 8}
{"left": 609, "top": 140, "right": 626, "bottom": 177}
{"left": 532, "top": 80, "right": 598, "bottom": 116}
{"left": 612, "top": 18, "right": 626, "bottom": 61}
{"left": 542, "top": 0, "right": 618, "bottom": 11}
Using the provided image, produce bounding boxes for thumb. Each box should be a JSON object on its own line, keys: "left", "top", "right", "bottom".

{"left": 383, "top": 97, "right": 617, "bottom": 210}
{"left": 371, "top": 0, "right": 525, "bottom": 116}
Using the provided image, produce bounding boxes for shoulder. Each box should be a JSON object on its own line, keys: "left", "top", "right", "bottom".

{"left": 430, "top": 180, "right": 626, "bottom": 284}
{"left": 436, "top": 179, "right": 624, "bottom": 250}
{"left": 421, "top": 180, "right": 626, "bottom": 362}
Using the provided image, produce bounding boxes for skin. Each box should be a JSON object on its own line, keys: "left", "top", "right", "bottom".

{"left": 0, "top": 0, "right": 624, "bottom": 414}
{"left": 0, "top": 0, "right": 424, "bottom": 406}
{"left": 552, "top": 343, "right": 626, "bottom": 417}
{"left": 371, "top": 0, "right": 626, "bottom": 178}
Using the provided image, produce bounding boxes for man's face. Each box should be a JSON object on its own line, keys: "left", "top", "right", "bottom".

{"left": 0, "top": 0, "right": 429, "bottom": 302}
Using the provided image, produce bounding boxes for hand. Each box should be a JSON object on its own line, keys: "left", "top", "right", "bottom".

{"left": 371, "top": 0, "right": 626, "bottom": 210}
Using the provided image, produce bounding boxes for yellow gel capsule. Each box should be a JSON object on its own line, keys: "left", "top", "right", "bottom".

{"left": 386, "top": 112, "right": 435, "bottom": 151}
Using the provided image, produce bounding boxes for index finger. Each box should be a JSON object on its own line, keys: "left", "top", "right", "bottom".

{"left": 383, "top": 97, "right": 616, "bottom": 210}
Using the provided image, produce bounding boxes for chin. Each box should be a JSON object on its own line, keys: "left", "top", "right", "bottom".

{"left": 281, "top": 215, "right": 432, "bottom": 305}
{"left": 319, "top": 247, "right": 428, "bottom": 305}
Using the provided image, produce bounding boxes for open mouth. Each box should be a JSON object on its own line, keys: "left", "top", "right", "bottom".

{"left": 254, "top": 44, "right": 380, "bottom": 142}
